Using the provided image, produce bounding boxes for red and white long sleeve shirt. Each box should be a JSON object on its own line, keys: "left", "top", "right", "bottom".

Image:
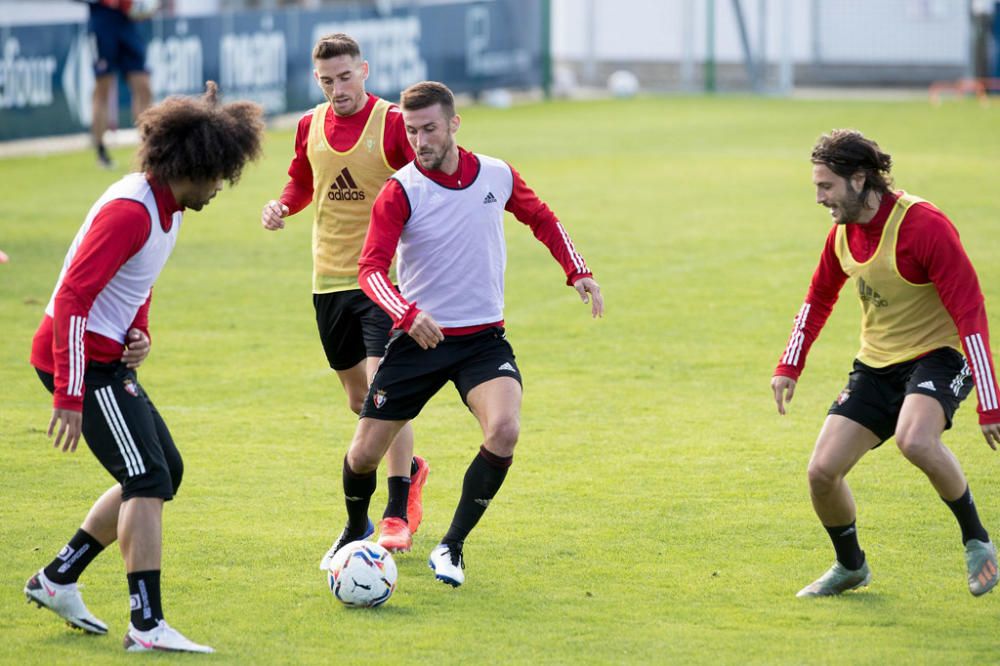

{"left": 775, "top": 192, "right": 1000, "bottom": 425}
{"left": 359, "top": 147, "right": 593, "bottom": 335}
{"left": 30, "top": 173, "right": 183, "bottom": 411}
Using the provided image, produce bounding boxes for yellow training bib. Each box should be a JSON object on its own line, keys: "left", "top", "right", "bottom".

{"left": 306, "top": 99, "right": 395, "bottom": 293}
{"left": 834, "top": 192, "right": 961, "bottom": 367}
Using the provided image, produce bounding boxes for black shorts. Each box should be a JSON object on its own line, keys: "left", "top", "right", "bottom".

{"left": 89, "top": 3, "right": 149, "bottom": 77}
{"left": 360, "top": 327, "right": 522, "bottom": 421}
{"left": 828, "top": 347, "right": 973, "bottom": 444}
{"left": 36, "top": 363, "right": 183, "bottom": 501}
{"left": 314, "top": 290, "right": 394, "bottom": 371}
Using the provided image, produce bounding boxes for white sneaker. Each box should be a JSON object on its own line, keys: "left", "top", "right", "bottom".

{"left": 24, "top": 569, "right": 108, "bottom": 635}
{"left": 796, "top": 560, "right": 872, "bottom": 598}
{"left": 428, "top": 543, "right": 465, "bottom": 587}
{"left": 123, "top": 620, "right": 214, "bottom": 653}
{"left": 318, "top": 519, "right": 374, "bottom": 571}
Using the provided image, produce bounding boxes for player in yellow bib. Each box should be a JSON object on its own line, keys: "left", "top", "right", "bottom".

{"left": 772, "top": 130, "right": 1000, "bottom": 598}
{"left": 260, "top": 34, "right": 427, "bottom": 559}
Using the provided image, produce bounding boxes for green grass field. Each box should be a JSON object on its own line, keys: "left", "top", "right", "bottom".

{"left": 2, "top": 94, "right": 999, "bottom": 664}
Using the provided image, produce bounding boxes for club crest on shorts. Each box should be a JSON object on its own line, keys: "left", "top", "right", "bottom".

{"left": 836, "top": 388, "right": 851, "bottom": 405}
{"left": 123, "top": 378, "right": 139, "bottom": 397}
{"left": 373, "top": 389, "right": 387, "bottom": 409}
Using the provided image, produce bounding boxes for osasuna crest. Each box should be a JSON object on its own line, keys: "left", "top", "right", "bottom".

{"left": 836, "top": 388, "right": 851, "bottom": 405}
{"left": 365, "top": 137, "right": 376, "bottom": 153}
{"left": 123, "top": 379, "right": 139, "bottom": 397}
{"left": 373, "top": 389, "right": 387, "bottom": 409}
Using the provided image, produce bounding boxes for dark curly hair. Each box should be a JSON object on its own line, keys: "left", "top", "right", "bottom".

{"left": 135, "top": 81, "right": 264, "bottom": 185}
{"left": 811, "top": 129, "right": 893, "bottom": 198}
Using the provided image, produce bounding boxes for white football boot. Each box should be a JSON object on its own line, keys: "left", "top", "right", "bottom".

{"left": 796, "top": 560, "right": 872, "bottom": 598}
{"left": 123, "top": 620, "right": 214, "bottom": 653}
{"left": 428, "top": 543, "right": 465, "bottom": 587}
{"left": 24, "top": 569, "right": 108, "bottom": 635}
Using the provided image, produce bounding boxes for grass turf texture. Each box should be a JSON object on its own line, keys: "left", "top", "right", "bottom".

{"left": 1, "top": 95, "right": 999, "bottom": 664}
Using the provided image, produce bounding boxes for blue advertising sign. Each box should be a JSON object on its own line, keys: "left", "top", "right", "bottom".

{"left": 0, "top": 0, "right": 545, "bottom": 141}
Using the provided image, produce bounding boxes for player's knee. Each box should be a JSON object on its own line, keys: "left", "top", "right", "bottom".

{"left": 346, "top": 439, "right": 381, "bottom": 474}
{"left": 895, "top": 430, "right": 936, "bottom": 463}
{"left": 486, "top": 419, "right": 520, "bottom": 457}
{"left": 347, "top": 396, "right": 364, "bottom": 416}
{"left": 806, "top": 460, "right": 840, "bottom": 494}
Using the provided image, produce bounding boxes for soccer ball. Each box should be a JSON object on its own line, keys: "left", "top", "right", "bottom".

{"left": 607, "top": 70, "right": 640, "bottom": 99}
{"left": 327, "top": 541, "right": 398, "bottom": 607}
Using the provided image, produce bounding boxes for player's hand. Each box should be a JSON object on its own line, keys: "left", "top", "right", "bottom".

{"left": 407, "top": 311, "right": 444, "bottom": 350}
{"left": 573, "top": 277, "right": 603, "bottom": 318}
{"left": 121, "top": 328, "right": 150, "bottom": 368}
{"left": 261, "top": 200, "right": 289, "bottom": 230}
{"left": 48, "top": 408, "right": 83, "bottom": 453}
{"left": 982, "top": 423, "right": 1000, "bottom": 451}
{"left": 771, "top": 375, "right": 797, "bottom": 416}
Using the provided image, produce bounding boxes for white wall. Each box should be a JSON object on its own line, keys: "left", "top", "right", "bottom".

{"left": 552, "top": 0, "right": 970, "bottom": 66}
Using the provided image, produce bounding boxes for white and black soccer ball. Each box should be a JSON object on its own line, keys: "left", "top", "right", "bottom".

{"left": 127, "top": 0, "right": 160, "bottom": 21}
{"left": 327, "top": 541, "right": 398, "bottom": 608}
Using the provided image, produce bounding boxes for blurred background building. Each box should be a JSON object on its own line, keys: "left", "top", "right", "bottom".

{"left": 1, "top": 0, "right": 997, "bottom": 142}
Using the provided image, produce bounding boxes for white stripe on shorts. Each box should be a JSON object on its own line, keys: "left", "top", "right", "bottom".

{"left": 95, "top": 386, "right": 146, "bottom": 477}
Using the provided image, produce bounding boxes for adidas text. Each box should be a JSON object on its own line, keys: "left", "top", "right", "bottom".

{"left": 328, "top": 190, "right": 365, "bottom": 201}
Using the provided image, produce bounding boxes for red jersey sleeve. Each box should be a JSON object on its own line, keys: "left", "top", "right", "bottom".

{"left": 903, "top": 204, "right": 1000, "bottom": 424}
{"left": 358, "top": 179, "right": 419, "bottom": 330}
{"left": 279, "top": 112, "right": 315, "bottom": 216}
{"left": 504, "top": 164, "right": 593, "bottom": 285}
{"left": 384, "top": 105, "right": 415, "bottom": 170}
{"left": 774, "top": 228, "right": 848, "bottom": 381}
{"left": 52, "top": 199, "right": 151, "bottom": 410}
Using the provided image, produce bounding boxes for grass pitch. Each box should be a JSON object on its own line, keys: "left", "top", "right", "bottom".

{"left": 2, "top": 94, "right": 999, "bottom": 664}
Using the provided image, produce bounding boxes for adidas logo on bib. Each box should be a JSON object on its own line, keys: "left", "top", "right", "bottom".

{"left": 483, "top": 191, "right": 497, "bottom": 204}
{"left": 327, "top": 167, "right": 366, "bottom": 201}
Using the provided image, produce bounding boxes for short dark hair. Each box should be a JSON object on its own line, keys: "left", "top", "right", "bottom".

{"left": 312, "top": 33, "right": 361, "bottom": 61}
{"left": 811, "top": 129, "right": 893, "bottom": 197}
{"left": 135, "top": 81, "right": 264, "bottom": 185}
{"left": 400, "top": 81, "right": 455, "bottom": 118}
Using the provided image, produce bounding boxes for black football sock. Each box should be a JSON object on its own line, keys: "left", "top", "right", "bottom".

{"left": 343, "top": 456, "right": 376, "bottom": 533}
{"left": 824, "top": 521, "right": 865, "bottom": 570}
{"left": 43, "top": 528, "right": 105, "bottom": 585}
{"left": 383, "top": 476, "right": 411, "bottom": 521}
{"left": 943, "top": 485, "right": 990, "bottom": 545}
{"left": 441, "top": 446, "right": 512, "bottom": 546}
{"left": 127, "top": 570, "right": 163, "bottom": 631}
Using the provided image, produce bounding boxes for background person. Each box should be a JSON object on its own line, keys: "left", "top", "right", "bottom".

{"left": 79, "top": 0, "right": 158, "bottom": 168}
